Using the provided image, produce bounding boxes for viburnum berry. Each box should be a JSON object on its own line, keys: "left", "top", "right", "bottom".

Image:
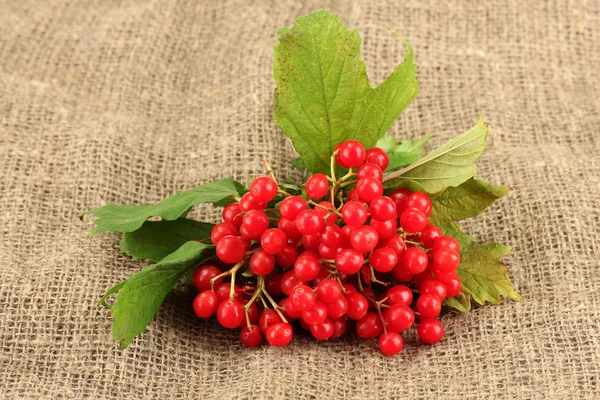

{"left": 295, "top": 209, "right": 324, "bottom": 235}
{"left": 250, "top": 249, "right": 275, "bottom": 276}
{"left": 277, "top": 217, "right": 301, "bottom": 239}
{"left": 416, "top": 294, "right": 442, "bottom": 319}
{"left": 355, "top": 177, "right": 383, "bottom": 204}
{"left": 401, "top": 247, "right": 428, "bottom": 274}
{"left": 383, "top": 235, "right": 406, "bottom": 257}
{"left": 411, "top": 268, "right": 432, "bottom": 288}
{"left": 217, "top": 299, "right": 244, "bottom": 328}
{"left": 406, "top": 192, "right": 432, "bottom": 217}
{"left": 420, "top": 279, "right": 447, "bottom": 300}
{"left": 387, "top": 285, "right": 413, "bottom": 306}
{"left": 222, "top": 202, "right": 243, "bottom": 227}
{"left": 316, "top": 280, "right": 343, "bottom": 303}
{"left": 355, "top": 312, "right": 383, "bottom": 339}
{"left": 350, "top": 225, "right": 378, "bottom": 253}
{"left": 330, "top": 317, "right": 348, "bottom": 339}
{"left": 211, "top": 221, "right": 238, "bottom": 244}
{"left": 266, "top": 322, "right": 293, "bottom": 347}
{"left": 319, "top": 224, "right": 343, "bottom": 248}
{"left": 289, "top": 284, "right": 316, "bottom": 312}
{"left": 294, "top": 252, "right": 321, "bottom": 281}
{"left": 400, "top": 207, "right": 428, "bottom": 233}
{"left": 325, "top": 296, "right": 348, "bottom": 318}
{"left": 347, "top": 188, "right": 360, "bottom": 200}
{"left": 243, "top": 300, "right": 260, "bottom": 324}
{"left": 357, "top": 163, "right": 383, "bottom": 181}
{"left": 440, "top": 273, "right": 462, "bottom": 297}
{"left": 310, "top": 318, "right": 335, "bottom": 340}
{"left": 240, "top": 325, "right": 262, "bottom": 347}
{"left": 266, "top": 273, "right": 284, "bottom": 297}
{"left": 391, "top": 264, "right": 414, "bottom": 282}
{"left": 335, "top": 140, "right": 366, "bottom": 168}
{"left": 418, "top": 319, "right": 444, "bottom": 344}
{"left": 305, "top": 173, "right": 329, "bottom": 199}
{"left": 365, "top": 147, "right": 390, "bottom": 171}
{"left": 282, "top": 297, "right": 303, "bottom": 319}
{"left": 378, "top": 332, "right": 403, "bottom": 356}
{"left": 214, "top": 283, "right": 243, "bottom": 303}
{"left": 250, "top": 176, "right": 278, "bottom": 203}
{"left": 280, "top": 270, "right": 302, "bottom": 296}
{"left": 193, "top": 291, "right": 218, "bottom": 318}
{"left": 341, "top": 200, "right": 368, "bottom": 226}
{"left": 342, "top": 283, "right": 358, "bottom": 294}
{"left": 239, "top": 192, "right": 267, "bottom": 212}
{"left": 432, "top": 236, "right": 461, "bottom": 253}
{"left": 258, "top": 309, "right": 283, "bottom": 334}
{"left": 345, "top": 292, "right": 369, "bottom": 320}
{"left": 370, "top": 196, "right": 397, "bottom": 221}
{"left": 242, "top": 209, "right": 269, "bottom": 237}
{"left": 318, "top": 243, "right": 340, "bottom": 259}
{"left": 385, "top": 304, "right": 414, "bottom": 332}
{"left": 302, "top": 300, "right": 328, "bottom": 326}
{"left": 335, "top": 248, "right": 364, "bottom": 274}
{"left": 279, "top": 196, "right": 306, "bottom": 220}
{"left": 192, "top": 265, "right": 222, "bottom": 292}
{"left": 261, "top": 228, "right": 287, "bottom": 254}
{"left": 216, "top": 236, "right": 246, "bottom": 264}
{"left": 370, "top": 218, "right": 397, "bottom": 240}
{"left": 314, "top": 201, "right": 338, "bottom": 224}
{"left": 301, "top": 233, "right": 321, "bottom": 251}
{"left": 275, "top": 245, "right": 298, "bottom": 269}
{"left": 370, "top": 247, "right": 398, "bottom": 273}
{"left": 420, "top": 224, "right": 442, "bottom": 249}
{"left": 433, "top": 248, "right": 460, "bottom": 271}
{"left": 389, "top": 188, "right": 411, "bottom": 214}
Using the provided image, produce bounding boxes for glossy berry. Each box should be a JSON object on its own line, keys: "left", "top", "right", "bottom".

{"left": 216, "top": 236, "right": 246, "bottom": 264}
{"left": 343, "top": 283, "right": 358, "bottom": 294}
{"left": 347, "top": 188, "right": 360, "bottom": 200}
{"left": 314, "top": 201, "right": 338, "bottom": 224}
{"left": 416, "top": 294, "right": 442, "bottom": 318}
{"left": 433, "top": 248, "right": 460, "bottom": 271}
{"left": 277, "top": 217, "right": 301, "bottom": 239}
{"left": 357, "top": 163, "right": 383, "bottom": 181}
{"left": 305, "top": 173, "right": 329, "bottom": 199}
{"left": 355, "top": 312, "right": 384, "bottom": 339}
{"left": 370, "top": 218, "right": 397, "bottom": 240}
{"left": 211, "top": 221, "right": 238, "bottom": 244}
{"left": 355, "top": 177, "right": 383, "bottom": 204}
{"left": 418, "top": 319, "right": 444, "bottom": 344}
{"left": 406, "top": 192, "right": 432, "bottom": 217}
{"left": 266, "top": 323, "right": 293, "bottom": 347}
{"left": 240, "top": 325, "right": 262, "bottom": 347}
{"left": 250, "top": 249, "right": 275, "bottom": 276}
{"left": 341, "top": 200, "right": 368, "bottom": 226}
{"left": 310, "top": 318, "right": 335, "bottom": 340}
{"left": 276, "top": 245, "right": 298, "bottom": 269}
{"left": 289, "top": 285, "right": 316, "bottom": 312}
{"left": 294, "top": 252, "right": 321, "bottom": 281}
{"left": 301, "top": 233, "right": 321, "bottom": 251}
{"left": 222, "top": 202, "right": 243, "bottom": 227}
{"left": 295, "top": 209, "right": 324, "bottom": 235}
{"left": 365, "top": 147, "right": 390, "bottom": 171}
{"left": 378, "top": 332, "right": 403, "bottom": 356}
{"left": 387, "top": 285, "right": 413, "bottom": 306}
{"left": 383, "top": 235, "right": 406, "bottom": 257}
{"left": 217, "top": 299, "right": 244, "bottom": 328}
{"left": 385, "top": 304, "right": 414, "bottom": 332}
{"left": 242, "top": 210, "right": 269, "bottom": 237}
{"left": 391, "top": 264, "right": 414, "bottom": 282}
{"left": 319, "top": 224, "right": 343, "bottom": 248}
{"left": 250, "top": 176, "right": 278, "bottom": 203}
{"left": 282, "top": 297, "right": 303, "bottom": 319}
{"left": 370, "top": 247, "right": 398, "bottom": 273}
{"left": 420, "top": 279, "right": 447, "bottom": 300}
{"left": 400, "top": 207, "right": 428, "bottom": 233}
{"left": 260, "top": 228, "right": 287, "bottom": 255}
{"left": 302, "top": 300, "right": 328, "bottom": 326}
{"left": 421, "top": 224, "right": 442, "bottom": 248}
{"left": 280, "top": 270, "right": 302, "bottom": 296}
{"left": 370, "top": 196, "right": 397, "bottom": 221}
{"left": 441, "top": 274, "right": 462, "bottom": 297}
{"left": 335, "top": 140, "right": 366, "bottom": 168}
{"left": 389, "top": 188, "right": 411, "bottom": 214}
{"left": 279, "top": 196, "right": 306, "bottom": 220}
{"left": 258, "top": 309, "right": 283, "bottom": 334}
{"left": 318, "top": 243, "right": 339, "bottom": 259}
{"left": 214, "top": 283, "right": 243, "bottom": 303}
{"left": 243, "top": 300, "right": 260, "bottom": 324}
{"left": 193, "top": 291, "right": 218, "bottom": 318}
{"left": 266, "top": 273, "right": 284, "bottom": 297}
{"left": 330, "top": 317, "right": 348, "bottom": 339}
{"left": 346, "top": 292, "right": 369, "bottom": 320}
{"left": 192, "top": 265, "right": 222, "bottom": 292}
{"left": 335, "top": 249, "right": 364, "bottom": 274}
{"left": 316, "top": 280, "right": 343, "bottom": 303}
{"left": 325, "top": 296, "right": 348, "bottom": 318}
{"left": 401, "top": 247, "right": 428, "bottom": 274}
{"left": 350, "top": 225, "right": 379, "bottom": 253}
{"left": 239, "top": 192, "right": 267, "bottom": 212}
{"left": 432, "top": 236, "right": 461, "bottom": 253}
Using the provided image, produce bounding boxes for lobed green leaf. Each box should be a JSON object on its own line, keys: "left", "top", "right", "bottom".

{"left": 376, "top": 135, "right": 431, "bottom": 170}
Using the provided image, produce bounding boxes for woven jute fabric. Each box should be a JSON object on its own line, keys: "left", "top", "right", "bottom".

{"left": 1, "top": 0, "right": 599, "bottom": 398}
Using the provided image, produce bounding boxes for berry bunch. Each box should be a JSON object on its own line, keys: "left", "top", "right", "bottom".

{"left": 192, "top": 140, "right": 462, "bottom": 356}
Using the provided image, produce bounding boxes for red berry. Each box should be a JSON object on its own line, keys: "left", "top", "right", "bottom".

{"left": 314, "top": 201, "right": 338, "bottom": 224}
{"left": 280, "top": 270, "right": 302, "bottom": 296}
{"left": 345, "top": 292, "right": 369, "bottom": 320}
{"left": 406, "top": 192, "right": 432, "bottom": 217}
{"left": 240, "top": 325, "right": 262, "bottom": 347}
{"left": 239, "top": 223, "right": 260, "bottom": 241}
{"left": 391, "top": 264, "right": 414, "bottom": 282}
{"left": 295, "top": 209, "right": 324, "bottom": 235}
{"left": 289, "top": 284, "right": 316, "bottom": 312}
{"left": 239, "top": 192, "right": 267, "bottom": 212}
{"left": 280, "top": 196, "right": 306, "bottom": 220}
{"left": 355, "top": 177, "right": 383, "bottom": 204}
{"left": 244, "top": 209, "right": 270, "bottom": 236}
{"left": 266, "top": 322, "right": 293, "bottom": 347}
{"left": 302, "top": 300, "right": 328, "bottom": 326}
{"left": 301, "top": 233, "right": 321, "bottom": 251}
{"left": 347, "top": 188, "right": 359, "bottom": 200}
{"left": 243, "top": 300, "right": 260, "bottom": 324}
{"left": 389, "top": 188, "right": 411, "bottom": 214}
{"left": 316, "top": 280, "right": 343, "bottom": 303}
{"left": 192, "top": 265, "right": 222, "bottom": 292}
{"left": 335, "top": 140, "right": 366, "bottom": 168}
{"left": 370, "top": 218, "right": 397, "bottom": 240}
{"left": 318, "top": 243, "right": 339, "bottom": 259}
{"left": 214, "top": 283, "right": 243, "bottom": 303}
{"left": 249, "top": 249, "right": 275, "bottom": 276}
{"left": 260, "top": 228, "right": 287, "bottom": 255}
{"left": 217, "top": 299, "right": 244, "bottom": 328}
{"left": 411, "top": 268, "right": 432, "bottom": 288}
{"left": 350, "top": 225, "right": 379, "bottom": 253}
{"left": 420, "top": 279, "right": 447, "bottom": 300}
{"left": 335, "top": 249, "right": 364, "bottom": 274}
{"left": 275, "top": 245, "right": 298, "bottom": 269}
{"left": 343, "top": 283, "right": 358, "bottom": 294}
{"left": 365, "top": 147, "right": 390, "bottom": 171}
{"left": 432, "top": 236, "right": 461, "bottom": 253}
{"left": 382, "top": 235, "right": 406, "bottom": 257}
{"left": 258, "top": 309, "right": 283, "bottom": 334}
{"left": 418, "top": 319, "right": 444, "bottom": 344}
{"left": 277, "top": 217, "right": 301, "bottom": 239}
{"left": 310, "top": 318, "right": 335, "bottom": 340}
{"left": 356, "top": 312, "right": 383, "bottom": 339}
{"left": 266, "top": 273, "right": 284, "bottom": 297}
{"left": 319, "top": 224, "right": 343, "bottom": 248}
{"left": 370, "top": 247, "right": 398, "bottom": 273}
{"left": 341, "top": 200, "right": 368, "bottom": 226}
{"left": 421, "top": 224, "right": 442, "bottom": 249}
{"left": 282, "top": 297, "right": 303, "bottom": 319}
{"left": 417, "top": 294, "right": 442, "bottom": 318}
{"left": 325, "top": 296, "right": 348, "bottom": 318}
{"left": 441, "top": 274, "right": 462, "bottom": 297}
{"left": 357, "top": 163, "right": 383, "bottom": 181}
{"left": 216, "top": 236, "right": 246, "bottom": 264}
{"left": 294, "top": 252, "right": 322, "bottom": 281}
{"left": 330, "top": 317, "right": 348, "bottom": 339}
{"left": 250, "top": 176, "right": 278, "bottom": 203}
{"left": 401, "top": 247, "right": 428, "bottom": 274}
{"left": 400, "top": 207, "right": 428, "bottom": 233}
{"left": 211, "top": 221, "right": 238, "bottom": 244}
{"left": 433, "top": 248, "right": 460, "bottom": 271}
{"left": 387, "top": 285, "right": 413, "bottom": 306}
{"left": 222, "top": 202, "right": 243, "bottom": 227}
{"left": 305, "top": 173, "right": 330, "bottom": 199}
{"left": 385, "top": 304, "right": 414, "bottom": 332}
{"left": 370, "top": 196, "right": 397, "bottom": 221}
{"left": 378, "top": 331, "right": 403, "bottom": 356}
{"left": 193, "top": 291, "right": 218, "bottom": 318}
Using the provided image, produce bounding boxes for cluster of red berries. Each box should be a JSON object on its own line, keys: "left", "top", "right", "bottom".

{"left": 191, "top": 140, "right": 462, "bottom": 356}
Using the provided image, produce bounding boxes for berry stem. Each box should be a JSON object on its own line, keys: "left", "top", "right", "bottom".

{"left": 261, "top": 286, "right": 289, "bottom": 323}
{"left": 370, "top": 265, "right": 389, "bottom": 286}
{"left": 308, "top": 200, "right": 342, "bottom": 217}
{"left": 262, "top": 159, "right": 277, "bottom": 182}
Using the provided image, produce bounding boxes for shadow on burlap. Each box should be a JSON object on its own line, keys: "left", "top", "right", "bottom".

{"left": 0, "top": 0, "right": 599, "bottom": 399}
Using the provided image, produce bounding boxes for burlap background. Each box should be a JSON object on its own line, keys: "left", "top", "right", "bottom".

{"left": 1, "top": 0, "right": 599, "bottom": 398}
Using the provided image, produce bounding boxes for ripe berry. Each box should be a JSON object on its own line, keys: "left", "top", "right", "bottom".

{"left": 250, "top": 249, "right": 275, "bottom": 276}
{"left": 280, "top": 196, "right": 306, "bottom": 220}
{"left": 420, "top": 224, "right": 442, "bottom": 248}
{"left": 239, "top": 192, "right": 267, "bottom": 212}
{"left": 401, "top": 247, "right": 428, "bottom": 274}
{"left": 325, "top": 296, "right": 348, "bottom": 318}
{"left": 243, "top": 300, "right": 260, "bottom": 324}
{"left": 266, "top": 322, "right": 293, "bottom": 347}
{"left": 314, "top": 201, "right": 338, "bottom": 224}
{"left": 355, "top": 177, "right": 383, "bottom": 204}
{"left": 432, "top": 236, "right": 461, "bottom": 253}
{"left": 335, "top": 249, "right": 364, "bottom": 274}
{"left": 250, "top": 176, "right": 278, "bottom": 203}
{"left": 420, "top": 279, "right": 447, "bottom": 300}
{"left": 295, "top": 209, "right": 324, "bottom": 235}
{"left": 242, "top": 209, "right": 269, "bottom": 237}
{"left": 302, "top": 300, "right": 328, "bottom": 326}
{"left": 193, "top": 291, "right": 218, "bottom": 318}
{"left": 192, "top": 265, "right": 222, "bottom": 292}
{"left": 214, "top": 283, "right": 243, "bottom": 303}
{"left": 411, "top": 268, "right": 432, "bottom": 288}
{"left": 400, "top": 207, "right": 428, "bottom": 233}
{"left": 365, "top": 147, "right": 390, "bottom": 171}
{"left": 294, "top": 252, "right": 321, "bottom": 281}
{"left": 216, "top": 236, "right": 246, "bottom": 264}
{"left": 342, "top": 283, "right": 358, "bottom": 294}
{"left": 277, "top": 217, "right": 301, "bottom": 239}
{"left": 261, "top": 228, "right": 287, "bottom": 254}
{"left": 385, "top": 304, "right": 414, "bottom": 332}
{"left": 211, "top": 221, "right": 239, "bottom": 244}
{"left": 345, "top": 292, "right": 369, "bottom": 320}
{"left": 370, "top": 196, "right": 397, "bottom": 221}
{"left": 391, "top": 264, "right": 414, "bottom": 282}
{"left": 378, "top": 332, "right": 403, "bottom": 356}
{"left": 319, "top": 224, "right": 343, "bottom": 248}
{"left": 305, "top": 173, "right": 329, "bottom": 199}
{"left": 416, "top": 294, "right": 442, "bottom": 318}
{"left": 355, "top": 312, "right": 384, "bottom": 339}
{"left": 318, "top": 243, "right": 339, "bottom": 259}
{"left": 348, "top": 188, "right": 360, "bottom": 200}
{"left": 310, "top": 318, "right": 335, "bottom": 340}
{"left": 370, "top": 218, "right": 397, "bottom": 240}
{"left": 301, "top": 233, "right": 321, "bottom": 251}
{"left": 341, "top": 200, "right": 368, "bottom": 226}
{"left": 266, "top": 273, "right": 284, "bottom": 297}
{"left": 357, "top": 163, "right": 383, "bottom": 181}
{"left": 383, "top": 235, "right": 406, "bottom": 257}
{"left": 330, "top": 317, "right": 348, "bottom": 339}
{"left": 441, "top": 274, "right": 462, "bottom": 297}
{"left": 289, "top": 284, "right": 316, "bottom": 312}
{"left": 217, "top": 299, "right": 244, "bottom": 328}
{"left": 389, "top": 188, "right": 411, "bottom": 214}
{"left": 316, "top": 280, "right": 343, "bottom": 303}
{"left": 433, "top": 248, "right": 460, "bottom": 271}
{"left": 280, "top": 270, "right": 302, "bottom": 296}
{"left": 387, "top": 285, "right": 413, "bottom": 306}
{"left": 418, "top": 319, "right": 444, "bottom": 344}
{"left": 370, "top": 247, "right": 398, "bottom": 273}
{"left": 222, "top": 202, "right": 243, "bottom": 227}
{"left": 335, "top": 140, "right": 366, "bottom": 168}
{"left": 240, "top": 325, "right": 262, "bottom": 347}
{"left": 406, "top": 192, "right": 432, "bottom": 217}
{"left": 275, "top": 245, "right": 298, "bottom": 269}
{"left": 350, "top": 225, "right": 379, "bottom": 253}
{"left": 258, "top": 309, "right": 283, "bottom": 334}
{"left": 282, "top": 297, "right": 303, "bottom": 319}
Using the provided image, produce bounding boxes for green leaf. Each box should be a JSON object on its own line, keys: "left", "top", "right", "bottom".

{"left": 274, "top": 10, "right": 419, "bottom": 174}
{"left": 121, "top": 219, "right": 214, "bottom": 262}
{"left": 375, "top": 135, "right": 431, "bottom": 170}
{"left": 443, "top": 292, "right": 472, "bottom": 312}
{"left": 291, "top": 156, "right": 306, "bottom": 169}
{"left": 86, "top": 178, "right": 244, "bottom": 235}
{"left": 106, "top": 241, "right": 212, "bottom": 348}
{"left": 383, "top": 116, "right": 488, "bottom": 193}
